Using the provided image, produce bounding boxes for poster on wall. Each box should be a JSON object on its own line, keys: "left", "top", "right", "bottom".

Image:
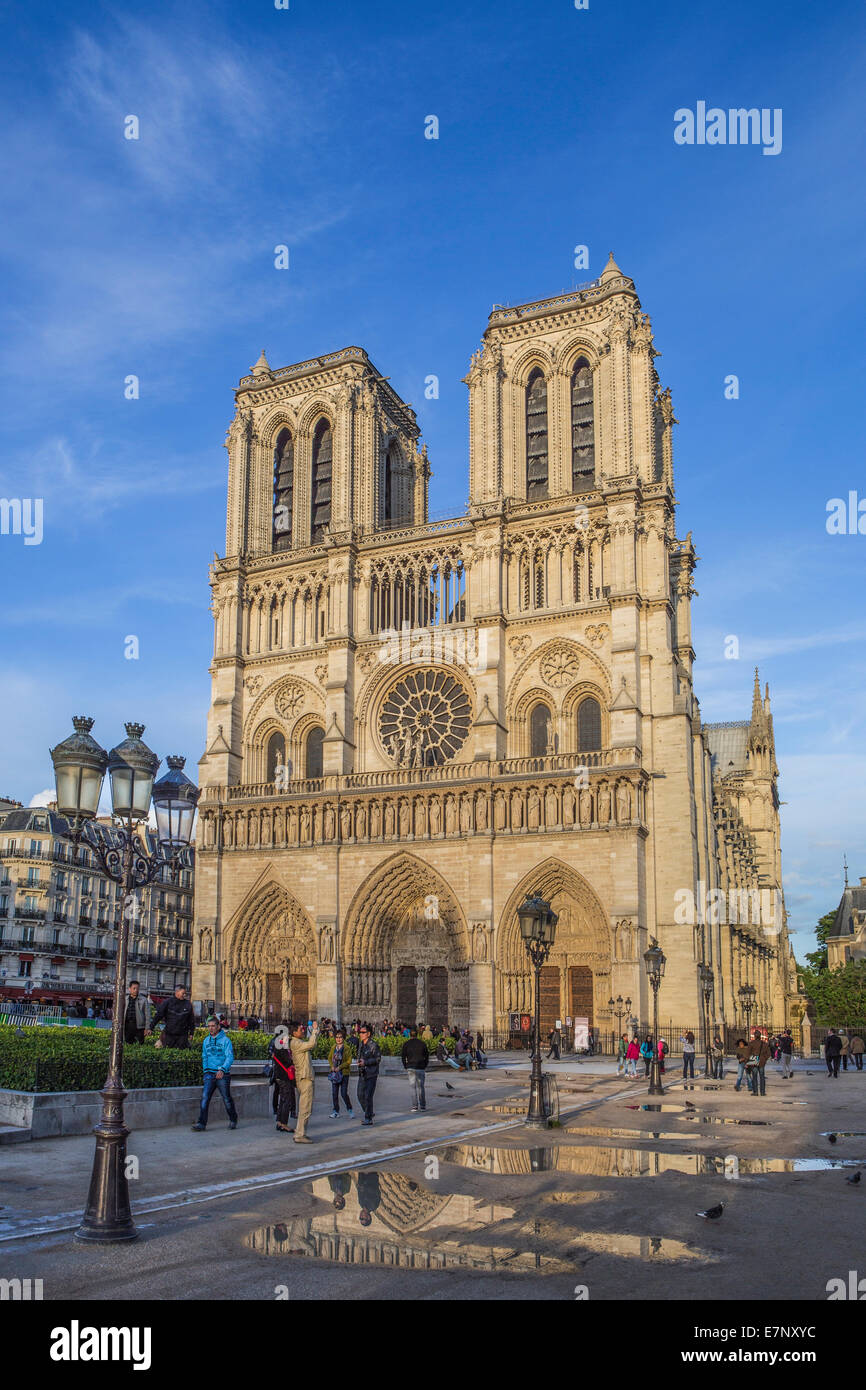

{"left": 573, "top": 1017, "right": 590, "bottom": 1050}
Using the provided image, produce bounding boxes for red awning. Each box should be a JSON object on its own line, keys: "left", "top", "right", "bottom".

{"left": 18, "top": 953, "right": 34, "bottom": 962}
{"left": 51, "top": 957, "right": 65, "bottom": 965}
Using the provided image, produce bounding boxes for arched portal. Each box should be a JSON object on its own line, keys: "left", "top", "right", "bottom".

{"left": 341, "top": 854, "right": 471, "bottom": 1028}
{"left": 496, "top": 858, "right": 613, "bottom": 1037}
{"left": 225, "top": 880, "right": 317, "bottom": 1024}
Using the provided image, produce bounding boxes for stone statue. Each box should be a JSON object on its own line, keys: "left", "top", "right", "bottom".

{"left": 545, "top": 786, "right": 557, "bottom": 825}
{"left": 355, "top": 804, "right": 367, "bottom": 839}
{"left": 319, "top": 925, "right": 334, "bottom": 963}
{"left": 598, "top": 783, "right": 611, "bottom": 824}
{"left": 617, "top": 782, "right": 632, "bottom": 822}
{"left": 300, "top": 807, "right": 311, "bottom": 843}
{"left": 445, "top": 796, "right": 457, "bottom": 834}
{"left": 430, "top": 798, "right": 442, "bottom": 835}
{"left": 324, "top": 805, "right": 336, "bottom": 840}
{"left": 384, "top": 801, "right": 395, "bottom": 836}
{"left": 494, "top": 791, "right": 507, "bottom": 830}
{"left": 369, "top": 800, "right": 381, "bottom": 839}
{"left": 460, "top": 796, "right": 472, "bottom": 833}
{"left": 415, "top": 799, "right": 427, "bottom": 837}
{"left": 527, "top": 790, "right": 540, "bottom": 829}
{"left": 511, "top": 791, "right": 524, "bottom": 829}
{"left": 340, "top": 804, "right": 352, "bottom": 840}
{"left": 563, "top": 785, "right": 575, "bottom": 826}
{"left": 399, "top": 799, "right": 410, "bottom": 836}
{"left": 475, "top": 793, "right": 488, "bottom": 831}
{"left": 199, "top": 927, "right": 212, "bottom": 963}
{"left": 579, "top": 788, "right": 592, "bottom": 827}
{"left": 261, "top": 816, "right": 271, "bottom": 846}
{"left": 473, "top": 924, "right": 488, "bottom": 962}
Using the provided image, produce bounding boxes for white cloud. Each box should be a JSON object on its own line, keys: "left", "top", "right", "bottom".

{"left": 28, "top": 789, "right": 55, "bottom": 807}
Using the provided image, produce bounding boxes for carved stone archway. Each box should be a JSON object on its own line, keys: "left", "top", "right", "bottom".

{"left": 341, "top": 853, "right": 471, "bottom": 1027}
{"left": 496, "top": 858, "right": 613, "bottom": 1033}
{"left": 225, "top": 879, "right": 317, "bottom": 1022}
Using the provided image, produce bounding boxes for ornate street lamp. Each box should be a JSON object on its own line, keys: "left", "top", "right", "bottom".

{"left": 643, "top": 937, "right": 666, "bottom": 1096}
{"left": 50, "top": 717, "right": 199, "bottom": 1243}
{"left": 699, "top": 963, "right": 714, "bottom": 1077}
{"left": 518, "top": 893, "right": 559, "bottom": 1128}
{"left": 608, "top": 994, "right": 632, "bottom": 1049}
{"left": 738, "top": 982, "right": 756, "bottom": 1032}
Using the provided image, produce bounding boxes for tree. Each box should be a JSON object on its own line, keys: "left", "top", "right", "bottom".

{"left": 802, "top": 910, "right": 836, "bottom": 974}
{"left": 797, "top": 960, "right": 866, "bottom": 1025}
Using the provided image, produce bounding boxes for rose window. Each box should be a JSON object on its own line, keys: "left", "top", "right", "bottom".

{"left": 379, "top": 669, "right": 472, "bottom": 767}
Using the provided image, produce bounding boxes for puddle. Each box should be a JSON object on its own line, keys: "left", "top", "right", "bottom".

{"left": 820, "top": 1132, "right": 866, "bottom": 1139}
{"left": 439, "top": 1143, "right": 866, "bottom": 1178}
{"left": 243, "top": 1168, "right": 719, "bottom": 1270}
{"left": 626, "top": 1104, "right": 686, "bottom": 1113}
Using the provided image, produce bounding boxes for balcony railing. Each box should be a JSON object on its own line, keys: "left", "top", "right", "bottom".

{"left": 206, "top": 747, "right": 642, "bottom": 802}
{"left": 16, "top": 908, "right": 46, "bottom": 921}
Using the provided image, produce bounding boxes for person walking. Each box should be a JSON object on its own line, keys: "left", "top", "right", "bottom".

{"left": 616, "top": 1033, "right": 628, "bottom": 1076}
{"left": 547, "top": 1026, "right": 561, "bottom": 1061}
{"left": 712, "top": 1034, "right": 725, "bottom": 1079}
{"left": 734, "top": 1037, "right": 750, "bottom": 1091}
{"left": 779, "top": 1029, "right": 794, "bottom": 1078}
{"left": 123, "top": 980, "right": 150, "bottom": 1045}
{"left": 850, "top": 1032, "right": 865, "bottom": 1071}
{"left": 271, "top": 1024, "right": 297, "bottom": 1132}
{"left": 151, "top": 984, "right": 196, "bottom": 1049}
{"left": 401, "top": 1026, "right": 429, "bottom": 1112}
{"left": 640, "top": 1036, "right": 654, "bottom": 1078}
{"left": 192, "top": 1016, "right": 238, "bottom": 1131}
{"left": 839, "top": 1030, "right": 850, "bottom": 1072}
{"left": 290, "top": 1018, "right": 319, "bottom": 1142}
{"left": 328, "top": 1029, "right": 354, "bottom": 1118}
{"left": 747, "top": 1029, "right": 770, "bottom": 1096}
{"left": 356, "top": 1024, "right": 382, "bottom": 1125}
{"left": 625, "top": 1035, "right": 640, "bottom": 1078}
{"left": 824, "top": 1028, "right": 843, "bottom": 1078}
{"left": 680, "top": 1031, "right": 696, "bottom": 1080}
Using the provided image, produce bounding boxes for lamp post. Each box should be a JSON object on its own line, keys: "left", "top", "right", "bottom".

{"left": 50, "top": 718, "right": 199, "bottom": 1243}
{"left": 643, "top": 937, "right": 666, "bottom": 1096}
{"left": 738, "top": 982, "right": 756, "bottom": 1033}
{"left": 518, "top": 893, "right": 559, "bottom": 1128}
{"left": 699, "top": 963, "right": 714, "bottom": 1077}
{"left": 608, "top": 994, "right": 632, "bottom": 1051}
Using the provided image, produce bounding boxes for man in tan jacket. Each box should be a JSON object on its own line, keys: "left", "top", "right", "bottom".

{"left": 290, "top": 1019, "right": 319, "bottom": 1142}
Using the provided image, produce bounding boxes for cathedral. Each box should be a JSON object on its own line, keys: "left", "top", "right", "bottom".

{"left": 192, "top": 253, "right": 800, "bottom": 1038}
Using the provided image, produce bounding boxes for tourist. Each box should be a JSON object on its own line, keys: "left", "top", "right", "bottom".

{"left": 658, "top": 1037, "right": 668, "bottom": 1073}
{"left": 640, "top": 1036, "right": 654, "bottom": 1078}
{"left": 421, "top": 1022, "right": 433, "bottom": 1042}
{"left": 356, "top": 1024, "right": 382, "bottom": 1125}
{"left": 290, "top": 1017, "right": 319, "bottom": 1142}
{"left": 271, "top": 1023, "right": 297, "bottom": 1132}
{"left": 150, "top": 985, "right": 196, "bottom": 1049}
{"left": 625, "top": 1035, "right": 640, "bottom": 1078}
{"left": 547, "top": 1025, "right": 562, "bottom": 1061}
{"left": 778, "top": 1029, "right": 794, "bottom": 1078}
{"left": 824, "top": 1028, "right": 843, "bottom": 1079}
{"left": 839, "top": 1030, "right": 850, "bottom": 1072}
{"left": 436, "top": 1039, "right": 460, "bottom": 1071}
{"left": 734, "top": 1037, "right": 750, "bottom": 1090}
{"left": 191, "top": 1016, "right": 238, "bottom": 1131}
{"left": 123, "top": 980, "right": 150, "bottom": 1045}
{"left": 238, "top": 1016, "right": 248, "bottom": 1030}
{"left": 747, "top": 1028, "right": 770, "bottom": 1096}
{"left": 401, "top": 1026, "right": 429, "bottom": 1112}
{"left": 616, "top": 1033, "right": 628, "bottom": 1076}
{"left": 328, "top": 1028, "right": 354, "bottom": 1118}
{"left": 680, "top": 1031, "right": 696, "bottom": 1080}
{"left": 850, "top": 1031, "right": 864, "bottom": 1071}
{"left": 712, "top": 1034, "right": 725, "bottom": 1079}
{"left": 456, "top": 1032, "right": 476, "bottom": 1070}
{"left": 357, "top": 1169, "right": 381, "bottom": 1226}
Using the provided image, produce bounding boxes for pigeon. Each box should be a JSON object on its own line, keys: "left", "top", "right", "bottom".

{"left": 828, "top": 1133, "right": 838, "bottom": 1144}
{"left": 445, "top": 1081, "right": 455, "bottom": 1091}
{"left": 684, "top": 1101, "right": 696, "bottom": 1110}
{"left": 846, "top": 1171, "right": 861, "bottom": 1185}
{"left": 697, "top": 1202, "right": 725, "bottom": 1220}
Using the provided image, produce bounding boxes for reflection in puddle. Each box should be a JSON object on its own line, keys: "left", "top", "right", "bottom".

{"left": 244, "top": 1168, "right": 719, "bottom": 1271}
{"left": 623, "top": 1105, "right": 768, "bottom": 1126}
{"left": 440, "top": 1144, "right": 865, "bottom": 1178}
{"left": 820, "top": 1132, "right": 866, "bottom": 1139}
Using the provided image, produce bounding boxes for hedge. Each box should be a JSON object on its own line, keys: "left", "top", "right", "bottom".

{"left": 0, "top": 1023, "right": 454, "bottom": 1092}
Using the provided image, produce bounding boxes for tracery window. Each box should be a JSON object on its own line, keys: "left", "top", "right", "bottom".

{"left": 379, "top": 669, "right": 472, "bottom": 768}
{"left": 526, "top": 369, "right": 548, "bottom": 501}
{"left": 529, "top": 702, "right": 552, "bottom": 757}
{"left": 571, "top": 360, "right": 595, "bottom": 493}
{"left": 273, "top": 429, "right": 294, "bottom": 551}
{"left": 577, "top": 697, "right": 602, "bottom": 753}
{"left": 311, "top": 418, "right": 333, "bottom": 544}
{"left": 305, "top": 727, "right": 324, "bottom": 779}
{"left": 266, "top": 731, "right": 286, "bottom": 784}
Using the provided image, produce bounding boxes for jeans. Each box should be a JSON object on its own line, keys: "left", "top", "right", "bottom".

{"left": 779, "top": 1052, "right": 793, "bottom": 1077}
{"left": 330, "top": 1075, "right": 352, "bottom": 1112}
{"left": 853, "top": 1053, "right": 863, "bottom": 1070}
{"left": 198, "top": 1071, "right": 237, "bottom": 1126}
{"left": 735, "top": 1061, "right": 747, "bottom": 1090}
{"left": 753, "top": 1065, "right": 766, "bottom": 1096}
{"left": 713, "top": 1057, "right": 725, "bottom": 1079}
{"left": 444, "top": 1055, "right": 460, "bottom": 1070}
{"left": 683, "top": 1053, "right": 695, "bottom": 1079}
{"left": 358, "top": 1072, "right": 378, "bottom": 1120}
{"left": 407, "top": 1068, "right": 427, "bottom": 1109}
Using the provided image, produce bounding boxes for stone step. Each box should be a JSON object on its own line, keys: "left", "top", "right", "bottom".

{"left": 0, "top": 1123, "right": 31, "bottom": 1144}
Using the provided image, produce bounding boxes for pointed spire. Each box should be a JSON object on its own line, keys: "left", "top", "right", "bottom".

{"left": 251, "top": 349, "right": 272, "bottom": 379}
{"left": 599, "top": 251, "right": 623, "bottom": 284}
{"left": 751, "top": 667, "right": 762, "bottom": 723}
{"left": 764, "top": 682, "right": 771, "bottom": 715}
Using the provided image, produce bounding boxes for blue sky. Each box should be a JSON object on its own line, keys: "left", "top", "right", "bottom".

{"left": 0, "top": 0, "right": 864, "bottom": 956}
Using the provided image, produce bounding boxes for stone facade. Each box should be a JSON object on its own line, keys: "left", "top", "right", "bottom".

{"left": 193, "top": 255, "right": 799, "bottom": 1035}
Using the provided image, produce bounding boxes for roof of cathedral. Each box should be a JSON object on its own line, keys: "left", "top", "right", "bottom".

{"left": 704, "top": 721, "right": 750, "bottom": 776}
{"left": 829, "top": 880, "right": 866, "bottom": 940}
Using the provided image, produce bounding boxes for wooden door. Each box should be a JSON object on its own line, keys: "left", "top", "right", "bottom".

{"left": 568, "top": 966, "right": 594, "bottom": 1025}
{"left": 265, "top": 973, "right": 282, "bottom": 1022}
{"left": 396, "top": 966, "right": 417, "bottom": 1025}
{"left": 427, "top": 966, "right": 448, "bottom": 1030}
{"left": 290, "top": 973, "right": 309, "bottom": 1022}
{"left": 539, "top": 965, "right": 561, "bottom": 1039}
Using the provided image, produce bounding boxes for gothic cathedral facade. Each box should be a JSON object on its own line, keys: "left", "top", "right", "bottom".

{"left": 192, "top": 254, "right": 800, "bottom": 1036}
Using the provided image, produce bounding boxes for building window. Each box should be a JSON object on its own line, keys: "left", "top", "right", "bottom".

{"left": 311, "top": 418, "right": 333, "bottom": 544}
{"left": 19, "top": 960, "right": 32, "bottom": 978}
{"left": 577, "top": 697, "right": 602, "bottom": 753}
{"left": 305, "top": 727, "right": 325, "bottom": 780}
{"left": 529, "top": 703, "right": 552, "bottom": 757}
{"left": 571, "top": 360, "right": 595, "bottom": 492}
{"left": 273, "top": 428, "right": 294, "bottom": 552}
{"left": 266, "top": 731, "right": 286, "bottom": 785}
{"left": 526, "top": 369, "right": 548, "bottom": 501}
